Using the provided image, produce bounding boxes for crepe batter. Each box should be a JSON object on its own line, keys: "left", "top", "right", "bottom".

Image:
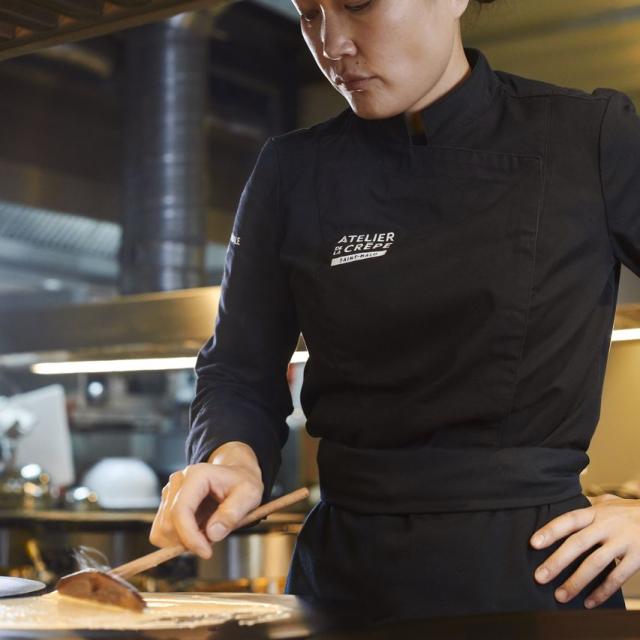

{"left": 0, "top": 591, "right": 293, "bottom": 630}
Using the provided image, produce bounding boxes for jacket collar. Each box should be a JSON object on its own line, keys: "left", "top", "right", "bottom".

{"left": 355, "top": 47, "right": 502, "bottom": 149}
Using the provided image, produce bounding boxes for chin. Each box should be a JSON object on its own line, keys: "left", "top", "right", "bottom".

{"left": 349, "top": 100, "right": 398, "bottom": 120}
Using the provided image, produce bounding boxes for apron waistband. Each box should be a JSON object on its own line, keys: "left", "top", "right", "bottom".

{"left": 317, "top": 439, "right": 588, "bottom": 514}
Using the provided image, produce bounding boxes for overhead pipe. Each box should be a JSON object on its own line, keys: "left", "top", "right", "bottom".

{"left": 120, "top": 12, "right": 210, "bottom": 294}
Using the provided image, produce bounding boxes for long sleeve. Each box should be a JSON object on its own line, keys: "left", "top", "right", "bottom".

{"left": 185, "top": 136, "right": 300, "bottom": 505}
{"left": 597, "top": 88, "right": 640, "bottom": 275}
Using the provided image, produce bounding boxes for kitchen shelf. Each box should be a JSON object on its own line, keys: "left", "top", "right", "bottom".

{"left": 0, "top": 508, "right": 305, "bottom": 529}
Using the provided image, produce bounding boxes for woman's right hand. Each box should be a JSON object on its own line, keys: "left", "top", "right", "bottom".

{"left": 149, "top": 442, "right": 264, "bottom": 559}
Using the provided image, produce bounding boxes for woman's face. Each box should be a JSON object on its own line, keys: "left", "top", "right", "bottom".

{"left": 291, "top": 0, "right": 470, "bottom": 119}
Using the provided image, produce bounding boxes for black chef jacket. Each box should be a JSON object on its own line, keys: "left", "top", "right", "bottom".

{"left": 186, "top": 47, "right": 639, "bottom": 620}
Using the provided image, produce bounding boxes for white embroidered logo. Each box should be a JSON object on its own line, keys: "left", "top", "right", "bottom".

{"left": 230, "top": 233, "right": 241, "bottom": 246}
{"left": 330, "top": 232, "right": 395, "bottom": 267}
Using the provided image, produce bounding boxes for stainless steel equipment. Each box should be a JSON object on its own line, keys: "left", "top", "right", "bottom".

{"left": 0, "top": 509, "right": 305, "bottom": 593}
{"left": 0, "top": 403, "right": 58, "bottom": 511}
{"left": 0, "top": 285, "right": 308, "bottom": 365}
{"left": 0, "top": 399, "right": 36, "bottom": 475}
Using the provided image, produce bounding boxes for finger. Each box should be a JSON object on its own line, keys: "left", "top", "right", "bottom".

{"left": 552, "top": 543, "right": 626, "bottom": 604}
{"left": 150, "top": 499, "right": 179, "bottom": 547}
{"left": 534, "top": 528, "right": 604, "bottom": 585}
{"left": 194, "top": 494, "right": 221, "bottom": 530}
{"left": 588, "top": 493, "right": 618, "bottom": 507}
{"left": 149, "top": 474, "right": 183, "bottom": 547}
{"left": 170, "top": 473, "right": 218, "bottom": 559}
{"left": 584, "top": 553, "right": 640, "bottom": 609}
{"left": 531, "top": 507, "right": 595, "bottom": 549}
{"left": 149, "top": 505, "right": 165, "bottom": 546}
{"left": 204, "top": 479, "right": 263, "bottom": 543}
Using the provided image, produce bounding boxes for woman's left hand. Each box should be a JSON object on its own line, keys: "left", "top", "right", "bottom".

{"left": 530, "top": 494, "right": 640, "bottom": 608}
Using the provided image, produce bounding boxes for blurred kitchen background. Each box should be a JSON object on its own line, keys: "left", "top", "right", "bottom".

{"left": 1, "top": 0, "right": 640, "bottom": 600}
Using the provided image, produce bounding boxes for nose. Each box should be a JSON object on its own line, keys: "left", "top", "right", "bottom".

{"left": 320, "top": 14, "right": 356, "bottom": 60}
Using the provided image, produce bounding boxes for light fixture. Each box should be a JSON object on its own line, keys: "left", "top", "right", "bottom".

{"left": 611, "top": 329, "right": 640, "bottom": 342}
{"left": 31, "top": 351, "right": 310, "bottom": 375}
{"left": 32, "top": 357, "right": 197, "bottom": 375}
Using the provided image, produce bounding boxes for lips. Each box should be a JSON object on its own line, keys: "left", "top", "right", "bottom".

{"left": 337, "top": 74, "right": 375, "bottom": 91}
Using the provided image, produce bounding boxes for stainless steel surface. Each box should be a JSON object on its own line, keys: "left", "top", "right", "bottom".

{"left": 0, "top": 576, "right": 46, "bottom": 597}
{"left": 0, "top": 402, "right": 37, "bottom": 476}
{"left": 196, "top": 530, "right": 299, "bottom": 584}
{"left": 0, "top": 204, "right": 233, "bottom": 308}
{"left": 0, "top": 509, "right": 305, "bottom": 593}
{"left": 0, "top": 202, "right": 120, "bottom": 287}
{"left": 0, "top": 460, "right": 57, "bottom": 512}
{"left": 0, "top": 286, "right": 218, "bottom": 362}
{"left": 63, "top": 486, "right": 101, "bottom": 511}
{"left": 0, "top": 285, "right": 307, "bottom": 363}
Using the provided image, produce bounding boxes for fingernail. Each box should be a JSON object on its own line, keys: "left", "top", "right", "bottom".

{"left": 207, "top": 522, "right": 228, "bottom": 542}
{"left": 556, "top": 588, "right": 568, "bottom": 602}
{"left": 585, "top": 599, "right": 595, "bottom": 609}
{"left": 532, "top": 534, "right": 545, "bottom": 547}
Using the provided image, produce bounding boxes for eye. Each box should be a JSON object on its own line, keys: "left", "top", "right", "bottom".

{"left": 346, "top": 1, "right": 371, "bottom": 11}
{"left": 300, "top": 10, "right": 319, "bottom": 23}
{"left": 300, "top": 1, "right": 372, "bottom": 23}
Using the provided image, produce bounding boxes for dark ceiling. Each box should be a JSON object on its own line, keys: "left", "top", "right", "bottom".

{"left": 0, "top": 0, "right": 231, "bottom": 60}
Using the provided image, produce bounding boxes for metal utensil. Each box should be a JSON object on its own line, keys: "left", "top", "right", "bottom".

{"left": 0, "top": 576, "right": 46, "bottom": 597}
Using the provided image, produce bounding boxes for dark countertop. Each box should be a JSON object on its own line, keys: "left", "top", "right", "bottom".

{"left": 2, "top": 593, "right": 640, "bottom": 639}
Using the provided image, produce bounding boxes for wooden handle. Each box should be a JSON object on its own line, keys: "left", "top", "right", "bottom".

{"left": 110, "top": 487, "right": 310, "bottom": 581}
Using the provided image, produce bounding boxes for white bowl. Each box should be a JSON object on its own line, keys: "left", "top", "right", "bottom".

{"left": 81, "top": 457, "right": 160, "bottom": 509}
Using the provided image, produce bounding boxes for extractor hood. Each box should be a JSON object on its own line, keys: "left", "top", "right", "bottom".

{"left": 0, "top": 0, "right": 308, "bottom": 372}
{"left": 0, "top": 285, "right": 306, "bottom": 369}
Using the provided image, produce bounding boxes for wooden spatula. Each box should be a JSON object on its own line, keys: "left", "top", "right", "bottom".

{"left": 56, "top": 487, "right": 310, "bottom": 611}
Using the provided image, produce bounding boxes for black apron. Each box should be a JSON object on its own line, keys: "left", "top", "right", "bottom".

{"left": 285, "top": 495, "right": 624, "bottom": 622}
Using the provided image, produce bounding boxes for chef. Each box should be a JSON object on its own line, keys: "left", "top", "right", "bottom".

{"left": 150, "top": 0, "right": 640, "bottom": 621}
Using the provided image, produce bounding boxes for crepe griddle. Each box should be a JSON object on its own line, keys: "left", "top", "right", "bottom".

{"left": 55, "top": 488, "right": 310, "bottom": 612}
